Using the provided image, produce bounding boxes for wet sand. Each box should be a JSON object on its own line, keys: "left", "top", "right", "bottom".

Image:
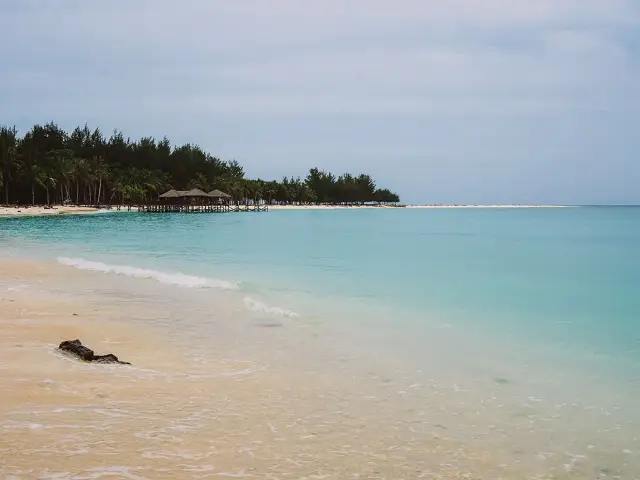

{"left": 1, "top": 259, "right": 638, "bottom": 479}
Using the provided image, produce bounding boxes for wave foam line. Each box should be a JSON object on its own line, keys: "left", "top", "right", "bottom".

{"left": 57, "top": 257, "right": 239, "bottom": 290}
{"left": 243, "top": 297, "right": 300, "bottom": 318}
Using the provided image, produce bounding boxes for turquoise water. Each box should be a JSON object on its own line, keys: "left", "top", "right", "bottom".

{"left": 1, "top": 207, "right": 639, "bottom": 365}
{"left": 0, "top": 205, "right": 639, "bottom": 397}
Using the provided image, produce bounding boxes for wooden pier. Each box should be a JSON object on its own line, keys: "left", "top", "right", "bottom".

{"left": 139, "top": 204, "right": 268, "bottom": 213}
{"left": 139, "top": 188, "right": 268, "bottom": 213}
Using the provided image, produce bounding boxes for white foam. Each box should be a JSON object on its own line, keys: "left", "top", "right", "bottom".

{"left": 243, "top": 297, "right": 300, "bottom": 318}
{"left": 57, "top": 257, "right": 239, "bottom": 290}
{"left": 84, "top": 466, "right": 148, "bottom": 480}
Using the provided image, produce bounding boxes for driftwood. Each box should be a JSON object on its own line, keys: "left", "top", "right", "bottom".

{"left": 58, "top": 339, "right": 131, "bottom": 365}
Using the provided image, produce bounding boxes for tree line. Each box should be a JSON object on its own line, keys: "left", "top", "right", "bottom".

{"left": 0, "top": 123, "right": 400, "bottom": 206}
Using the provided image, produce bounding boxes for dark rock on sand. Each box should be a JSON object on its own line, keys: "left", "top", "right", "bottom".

{"left": 58, "top": 339, "right": 130, "bottom": 365}
{"left": 93, "top": 354, "right": 131, "bottom": 365}
{"left": 59, "top": 339, "right": 94, "bottom": 361}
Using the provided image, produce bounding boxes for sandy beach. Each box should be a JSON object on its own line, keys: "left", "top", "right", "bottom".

{"left": 0, "top": 258, "right": 508, "bottom": 479}
{"left": 0, "top": 205, "right": 101, "bottom": 217}
{"left": 0, "top": 259, "right": 382, "bottom": 478}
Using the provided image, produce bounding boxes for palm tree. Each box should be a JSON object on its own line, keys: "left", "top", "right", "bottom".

{"left": 44, "top": 172, "right": 57, "bottom": 206}
{"left": 264, "top": 181, "right": 278, "bottom": 205}
{"left": 73, "top": 158, "right": 91, "bottom": 205}
{"left": 92, "top": 156, "right": 107, "bottom": 205}
{"left": 25, "top": 162, "right": 45, "bottom": 205}
{"left": 45, "top": 149, "right": 74, "bottom": 203}
{"left": 139, "top": 169, "right": 156, "bottom": 202}
{"left": 186, "top": 172, "right": 209, "bottom": 193}
{"left": 158, "top": 172, "right": 174, "bottom": 196}
{"left": 19, "top": 137, "right": 44, "bottom": 205}
{"left": 0, "top": 126, "right": 20, "bottom": 204}
{"left": 108, "top": 168, "right": 125, "bottom": 205}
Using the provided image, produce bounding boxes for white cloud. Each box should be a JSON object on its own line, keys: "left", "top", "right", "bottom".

{"left": 0, "top": 0, "right": 639, "bottom": 202}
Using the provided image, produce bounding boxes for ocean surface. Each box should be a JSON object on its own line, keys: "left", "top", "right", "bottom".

{"left": 1, "top": 206, "right": 640, "bottom": 478}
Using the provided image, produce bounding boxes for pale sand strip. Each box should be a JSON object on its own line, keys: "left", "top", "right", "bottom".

{"left": 0, "top": 205, "right": 101, "bottom": 216}
{"left": 269, "top": 204, "right": 573, "bottom": 210}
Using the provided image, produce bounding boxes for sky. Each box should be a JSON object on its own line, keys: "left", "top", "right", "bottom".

{"left": 1, "top": 1, "right": 639, "bottom": 205}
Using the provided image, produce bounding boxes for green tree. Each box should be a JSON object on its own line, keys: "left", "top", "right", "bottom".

{"left": 373, "top": 188, "right": 400, "bottom": 204}
{"left": 0, "top": 126, "right": 20, "bottom": 204}
{"left": 20, "top": 137, "right": 45, "bottom": 205}
{"left": 47, "top": 149, "right": 75, "bottom": 203}
{"left": 0, "top": 123, "right": 400, "bottom": 206}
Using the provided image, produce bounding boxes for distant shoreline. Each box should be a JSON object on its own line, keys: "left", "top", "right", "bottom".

{"left": 268, "top": 204, "right": 576, "bottom": 210}
{"left": 0, "top": 204, "right": 579, "bottom": 217}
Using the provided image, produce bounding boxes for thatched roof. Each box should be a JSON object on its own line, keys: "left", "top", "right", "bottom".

{"left": 159, "top": 189, "right": 182, "bottom": 198}
{"left": 184, "top": 188, "right": 209, "bottom": 197}
{"left": 159, "top": 188, "right": 209, "bottom": 198}
{"left": 208, "top": 189, "right": 232, "bottom": 198}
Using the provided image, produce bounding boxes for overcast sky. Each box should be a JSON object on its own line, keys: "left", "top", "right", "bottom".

{"left": 1, "top": 1, "right": 639, "bottom": 204}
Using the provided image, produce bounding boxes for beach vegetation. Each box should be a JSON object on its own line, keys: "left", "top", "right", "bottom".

{"left": 0, "top": 122, "right": 400, "bottom": 206}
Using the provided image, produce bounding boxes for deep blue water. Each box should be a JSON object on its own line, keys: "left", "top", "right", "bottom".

{"left": 1, "top": 207, "right": 639, "bottom": 367}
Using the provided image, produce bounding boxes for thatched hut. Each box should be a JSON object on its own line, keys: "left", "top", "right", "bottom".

{"left": 159, "top": 189, "right": 183, "bottom": 205}
{"left": 159, "top": 189, "right": 182, "bottom": 200}
{"left": 159, "top": 189, "right": 211, "bottom": 205}
{"left": 184, "top": 188, "right": 209, "bottom": 198}
{"left": 143, "top": 188, "right": 267, "bottom": 212}
{"left": 208, "top": 189, "right": 232, "bottom": 204}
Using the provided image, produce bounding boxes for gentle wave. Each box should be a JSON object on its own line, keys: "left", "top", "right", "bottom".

{"left": 243, "top": 297, "right": 300, "bottom": 318}
{"left": 57, "top": 257, "right": 239, "bottom": 290}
